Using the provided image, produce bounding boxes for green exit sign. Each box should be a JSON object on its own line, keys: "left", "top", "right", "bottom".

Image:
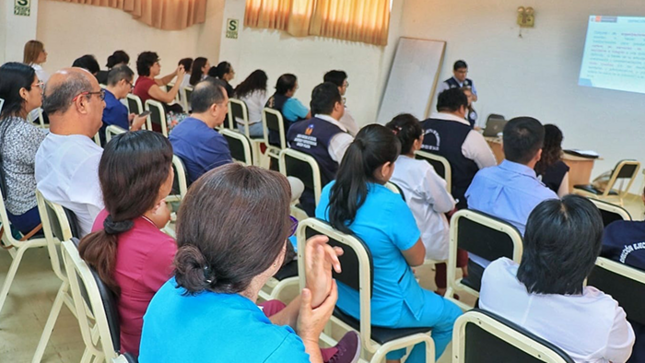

{"left": 14, "top": 0, "right": 31, "bottom": 16}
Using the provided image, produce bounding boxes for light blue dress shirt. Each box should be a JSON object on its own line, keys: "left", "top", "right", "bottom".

{"left": 465, "top": 160, "right": 558, "bottom": 266}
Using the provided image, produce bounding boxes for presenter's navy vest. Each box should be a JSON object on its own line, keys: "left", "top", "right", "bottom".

{"left": 266, "top": 93, "right": 290, "bottom": 146}
{"left": 420, "top": 118, "right": 478, "bottom": 209}
{"left": 444, "top": 77, "right": 474, "bottom": 90}
{"left": 287, "top": 117, "right": 343, "bottom": 186}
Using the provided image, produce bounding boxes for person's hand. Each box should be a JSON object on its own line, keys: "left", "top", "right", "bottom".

{"left": 128, "top": 113, "right": 135, "bottom": 122}
{"left": 297, "top": 280, "right": 338, "bottom": 344}
{"left": 131, "top": 115, "right": 147, "bottom": 131}
{"left": 304, "top": 235, "right": 343, "bottom": 308}
{"left": 176, "top": 65, "right": 186, "bottom": 79}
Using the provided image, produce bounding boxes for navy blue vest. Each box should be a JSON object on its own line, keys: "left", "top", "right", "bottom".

{"left": 287, "top": 117, "right": 343, "bottom": 186}
{"left": 420, "top": 118, "right": 478, "bottom": 209}
{"left": 444, "top": 77, "right": 474, "bottom": 90}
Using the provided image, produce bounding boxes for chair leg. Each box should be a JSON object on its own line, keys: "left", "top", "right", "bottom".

{"left": 32, "top": 282, "right": 69, "bottom": 363}
{"left": 0, "top": 246, "right": 28, "bottom": 315}
{"left": 80, "top": 347, "right": 93, "bottom": 363}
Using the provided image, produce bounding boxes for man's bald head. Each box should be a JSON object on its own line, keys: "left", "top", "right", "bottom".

{"left": 43, "top": 67, "right": 97, "bottom": 115}
{"left": 191, "top": 78, "right": 227, "bottom": 113}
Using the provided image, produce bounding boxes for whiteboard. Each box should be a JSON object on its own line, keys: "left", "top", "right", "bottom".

{"left": 376, "top": 38, "right": 446, "bottom": 125}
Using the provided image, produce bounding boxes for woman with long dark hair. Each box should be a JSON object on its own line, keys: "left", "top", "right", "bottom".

{"left": 189, "top": 57, "right": 210, "bottom": 86}
{"left": 233, "top": 69, "right": 269, "bottom": 137}
{"left": 0, "top": 62, "right": 47, "bottom": 235}
{"left": 208, "top": 61, "right": 235, "bottom": 97}
{"left": 480, "top": 195, "right": 635, "bottom": 362}
{"left": 78, "top": 131, "right": 176, "bottom": 357}
{"left": 534, "top": 124, "right": 569, "bottom": 197}
{"left": 139, "top": 164, "right": 360, "bottom": 363}
{"left": 316, "top": 124, "right": 462, "bottom": 362}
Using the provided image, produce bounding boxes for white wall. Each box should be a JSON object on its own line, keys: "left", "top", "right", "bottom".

{"left": 34, "top": 0, "right": 224, "bottom": 78}
{"left": 218, "top": 0, "right": 404, "bottom": 127}
{"left": 1, "top": 0, "right": 39, "bottom": 64}
{"left": 399, "top": 0, "right": 645, "bottom": 190}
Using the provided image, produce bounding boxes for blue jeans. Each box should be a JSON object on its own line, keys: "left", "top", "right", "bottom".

{"left": 386, "top": 290, "right": 462, "bottom": 362}
{"left": 7, "top": 205, "right": 41, "bottom": 235}
{"left": 237, "top": 122, "right": 264, "bottom": 138}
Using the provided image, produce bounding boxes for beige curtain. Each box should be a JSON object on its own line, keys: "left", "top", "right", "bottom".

{"left": 49, "top": 0, "right": 207, "bottom": 31}
{"left": 244, "top": 0, "right": 390, "bottom": 46}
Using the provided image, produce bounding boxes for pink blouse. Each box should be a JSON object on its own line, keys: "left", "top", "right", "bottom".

{"left": 92, "top": 210, "right": 177, "bottom": 356}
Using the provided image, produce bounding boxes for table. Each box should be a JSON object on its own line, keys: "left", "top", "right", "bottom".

{"left": 485, "top": 137, "right": 599, "bottom": 193}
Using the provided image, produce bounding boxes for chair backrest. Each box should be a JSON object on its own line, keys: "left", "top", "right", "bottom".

{"left": 220, "top": 128, "right": 253, "bottom": 165}
{"left": 125, "top": 94, "right": 143, "bottom": 115}
{"left": 453, "top": 309, "right": 574, "bottom": 363}
{"left": 262, "top": 107, "right": 287, "bottom": 149}
{"left": 587, "top": 257, "right": 645, "bottom": 326}
{"left": 184, "top": 86, "right": 193, "bottom": 111}
{"left": 606, "top": 160, "right": 641, "bottom": 196}
{"left": 414, "top": 150, "right": 451, "bottom": 192}
{"left": 105, "top": 125, "right": 127, "bottom": 144}
{"left": 62, "top": 239, "right": 121, "bottom": 361}
{"left": 451, "top": 209, "right": 523, "bottom": 263}
{"left": 588, "top": 198, "right": 632, "bottom": 227}
{"left": 279, "top": 148, "right": 323, "bottom": 206}
{"left": 297, "top": 218, "right": 375, "bottom": 338}
{"left": 170, "top": 155, "right": 189, "bottom": 201}
{"left": 229, "top": 98, "right": 250, "bottom": 136}
{"left": 145, "top": 99, "right": 168, "bottom": 137}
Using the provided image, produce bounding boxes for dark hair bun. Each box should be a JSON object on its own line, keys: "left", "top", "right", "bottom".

{"left": 174, "top": 245, "right": 211, "bottom": 293}
{"left": 103, "top": 215, "right": 134, "bottom": 235}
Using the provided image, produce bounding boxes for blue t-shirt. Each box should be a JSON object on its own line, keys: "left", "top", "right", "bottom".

{"left": 316, "top": 182, "right": 423, "bottom": 326}
{"left": 169, "top": 117, "right": 233, "bottom": 184}
{"left": 282, "top": 98, "right": 308, "bottom": 122}
{"left": 100, "top": 90, "right": 129, "bottom": 145}
{"left": 140, "top": 278, "right": 310, "bottom": 363}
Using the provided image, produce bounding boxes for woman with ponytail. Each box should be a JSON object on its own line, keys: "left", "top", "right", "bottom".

{"left": 386, "top": 114, "right": 460, "bottom": 296}
{"left": 78, "top": 130, "right": 175, "bottom": 357}
{"left": 139, "top": 164, "right": 361, "bottom": 363}
{"left": 316, "top": 124, "right": 462, "bottom": 363}
{"left": 97, "top": 50, "right": 130, "bottom": 85}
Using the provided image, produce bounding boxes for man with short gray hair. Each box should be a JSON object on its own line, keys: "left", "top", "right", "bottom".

{"left": 169, "top": 79, "right": 232, "bottom": 184}
{"left": 35, "top": 67, "right": 106, "bottom": 236}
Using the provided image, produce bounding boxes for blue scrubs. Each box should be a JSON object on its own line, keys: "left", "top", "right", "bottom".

{"left": 140, "top": 278, "right": 310, "bottom": 362}
{"left": 316, "top": 182, "right": 461, "bottom": 361}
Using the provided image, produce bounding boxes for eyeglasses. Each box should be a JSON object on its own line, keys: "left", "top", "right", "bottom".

{"left": 288, "top": 216, "right": 298, "bottom": 237}
{"left": 32, "top": 81, "right": 44, "bottom": 89}
{"left": 126, "top": 80, "right": 134, "bottom": 89}
{"left": 343, "top": 81, "right": 349, "bottom": 88}
{"left": 72, "top": 89, "right": 106, "bottom": 102}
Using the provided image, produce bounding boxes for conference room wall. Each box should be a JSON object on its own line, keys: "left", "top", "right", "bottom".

{"left": 400, "top": 0, "right": 645, "bottom": 191}
{"left": 34, "top": 0, "right": 225, "bottom": 81}
{"left": 217, "top": 0, "right": 404, "bottom": 129}
{"left": 1, "top": 0, "right": 40, "bottom": 65}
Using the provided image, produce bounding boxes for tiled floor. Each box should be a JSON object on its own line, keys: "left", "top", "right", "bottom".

{"left": 1, "top": 195, "right": 643, "bottom": 363}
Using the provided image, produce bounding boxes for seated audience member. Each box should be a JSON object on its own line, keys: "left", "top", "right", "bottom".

{"left": 287, "top": 82, "right": 352, "bottom": 216}
{"left": 602, "top": 187, "right": 645, "bottom": 363}
{"left": 316, "top": 125, "right": 462, "bottom": 362}
{"left": 79, "top": 131, "right": 175, "bottom": 357}
{"left": 99, "top": 65, "right": 147, "bottom": 145}
{"left": 324, "top": 70, "right": 358, "bottom": 136}
{"left": 24, "top": 40, "right": 49, "bottom": 83}
{"left": 72, "top": 55, "right": 101, "bottom": 77}
{"left": 0, "top": 62, "right": 47, "bottom": 235}
{"left": 438, "top": 60, "right": 477, "bottom": 102}
{"left": 35, "top": 68, "right": 105, "bottom": 237}
{"left": 266, "top": 73, "right": 310, "bottom": 146}
{"left": 97, "top": 50, "right": 130, "bottom": 85}
{"left": 535, "top": 124, "right": 569, "bottom": 197}
{"left": 177, "top": 58, "right": 193, "bottom": 90}
{"left": 465, "top": 117, "right": 557, "bottom": 289}
{"left": 169, "top": 79, "right": 232, "bottom": 184}
{"left": 480, "top": 195, "right": 635, "bottom": 363}
{"left": 386, "top": 114, "right": 458, "bottom": 295}
{"left": 233, "top": 69, "right": 269, "bottom": 138}
{"left": 133, "top": 51, "right": 186, "bottom": 131}
{"left": 209, "top": 61, "right": 235, "bottom": 97}
{"left": 461, "top": 87, "right": 477, "bottom": 128}
{"left": 188, "top": 57, "right": 209, "bottom": 87}
{"left": 140, "top": 164, "right": 360, "bottom": 363}
{"left": 421, "top": 88, "right": 495, "bottom": 209}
